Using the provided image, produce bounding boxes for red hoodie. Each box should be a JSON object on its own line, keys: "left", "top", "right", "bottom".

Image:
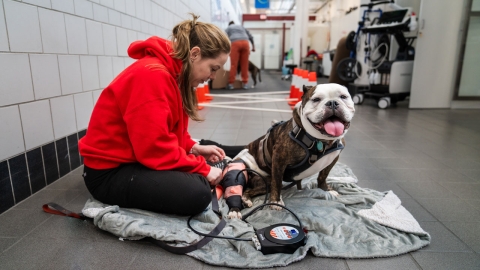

{"left": 79, "top": 36, "right": 211, "bottom": 177}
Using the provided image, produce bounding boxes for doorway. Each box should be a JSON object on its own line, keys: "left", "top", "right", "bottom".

{"left": 249, "top": 30, "right": 283, "bottom": 70}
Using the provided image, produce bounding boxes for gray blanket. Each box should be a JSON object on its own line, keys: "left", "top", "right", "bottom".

{"left": 82, "top": 163, "right": 430, "bottom": 268}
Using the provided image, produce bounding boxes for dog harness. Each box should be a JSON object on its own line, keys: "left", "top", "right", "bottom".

{"left": 258, "top": 120, "right": 344, "bottom": 182}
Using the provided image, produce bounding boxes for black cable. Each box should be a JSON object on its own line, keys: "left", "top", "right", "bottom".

{"left": 187, "top": 214, "right": 252, "bottom": 241}
{"left": 241, "top": 203, "right": 304, "bottom": 230}
{"left": 234, "top": 168, "right": 269, "bottom": 205}
{"left": 187, "top": 168, "right": 304, "bottom": 242}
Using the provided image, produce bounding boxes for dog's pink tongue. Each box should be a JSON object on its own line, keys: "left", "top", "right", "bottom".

{"left": 323, "top": 119, "right": 344, "bottom": 136}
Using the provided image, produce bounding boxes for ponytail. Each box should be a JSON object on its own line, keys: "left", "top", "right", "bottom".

{"left": 171, "top": 14, "right": 230, "bottom": 121}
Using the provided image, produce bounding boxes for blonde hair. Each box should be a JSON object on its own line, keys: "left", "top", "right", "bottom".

{"left": 171, "top": 14, "right": 231, "bottom": 121}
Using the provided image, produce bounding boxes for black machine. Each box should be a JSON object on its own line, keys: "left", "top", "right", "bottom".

{"left": 336, "top": 0, "right": 417, "bottom": 109}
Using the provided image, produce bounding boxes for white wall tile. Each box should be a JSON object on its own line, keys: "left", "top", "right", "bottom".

{"left": 144, "top": 0, "right": 152, "bottom": 22}
{"left": 108, "top": 9, "right": 121, "bottom": 26}
{"left": 102, "top": 24, "right": 118, "bottom": 56}
{"left": 157, "top": 6, "right": 165, "bottom": 27}
{"left": 121, "top": 13, "right": 132, "bottom": 29}
{"left": 127, "top": 29, "right": 137, "bottom": 44}
{"left": 0, "top": 54, "right": 34, "bottom": 107}
{"left": 112, "top": 57, "right": 125, "bottom": 77}
{"left": 65, "top": 15, "right": 88, "bottom": 55}
{"left": 73, "top": 92, "right": 94, "bottom": 130}
{"left": 19, "top": 100, "right": 54, "bottom": 150}
{"left": 148, "top": 23, "right": 155, "bottom": 35}
{"left": 141, "top": 20, "right": 149, "bottom": 33}
{"left": 4, "top": 0, "right": 42, "bottom": 52}
{"left": 0, "top": 106, "right": 25, "bottom": 161}
{"left": 50, "top": 96, "right": 77, "bottom": 139}
{"left": 151, "top": 3, "right": 158, "bottom": 26}
{"left": 135, "top": 0, "right": 145, "bottom": 20}
{"left": 137, "top": 33, "right": 148, "bottom": 40}
{"left": 100, "top": 0, "right": 114, "bottom": 9}
{"left": 74, "top": 0, "right": 93, "bottom": 19}
{"left": 114, "top": 0, "right": 126, "bottom": 13}
{"left": 58, "top": 55, "right": 83, "bottom": 95}
{"left": 92, "top": 89, "right": 103, "bottom": 104}
{"left": 85, "top": 20, "right": 104, "bottom": 55}
{"left": 38, "top": 8, "right": 68, "bottom": 54}
{"left": 98, "top": 56, "right": 113, "bottom": 88}
{"left": 124, "top": 57, "right": 135, "bottom": 69}
{"left": 80, "top": 55, "right": 100, "bottom": 91}
{"left": 29, "top": 54, "right": 62, "bottom": 100}
{"left": 116, "top": 27, "right": 129, "bottom": 57}
{"left": 93, "top": 3, "right": 109, "bottom": 23}
{"left": 125, "top": 0, "right": 136, "bottom": 17}
{"left": 22, "top": 0, "right": 51, "bottom": 8}
{"left": 164, "top": 10, "right": 173, "bottom": 31}
{"left": 0, "top": 0, "right": 9, "bottom": 51}
{"left": 90, "top": 0, "right": 100, "bottom": 3}
{"left": 51, "top": 0, "right": 75, "bottom": 14}
{"left": 131, "top": 17, "right": 142, "bottom": 31}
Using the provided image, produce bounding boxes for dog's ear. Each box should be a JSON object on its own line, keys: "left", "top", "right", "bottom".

{"left": 301, "top": 85, "right": 313, "bottom": 105}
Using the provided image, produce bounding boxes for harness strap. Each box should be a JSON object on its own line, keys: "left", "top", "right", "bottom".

{"left": 42, "top": 189, "right": 226, "bottom": 255}
{"left": 42, "top": 202, "right": 86, "bottom": 220}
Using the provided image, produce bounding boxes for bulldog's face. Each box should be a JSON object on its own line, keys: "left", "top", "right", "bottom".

{"left": 297, "top": 83, "right": 355, "bottom": 141}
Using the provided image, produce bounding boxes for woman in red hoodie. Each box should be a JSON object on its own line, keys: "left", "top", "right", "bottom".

{"left": 79, "top": 15, "right": 232, "bottom": 216}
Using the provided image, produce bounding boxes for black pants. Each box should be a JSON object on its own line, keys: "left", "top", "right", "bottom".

{"left": 83, "top": 141, "right": 245, "bottom": 216}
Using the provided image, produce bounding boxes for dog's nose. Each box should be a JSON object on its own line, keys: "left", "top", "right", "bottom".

{"left": 325, "top": 100, "right": 339, "bottom": 109}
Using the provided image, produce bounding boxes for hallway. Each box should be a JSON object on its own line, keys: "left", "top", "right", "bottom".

{"left": 1, "top": 71, "right": 479, "bottom": 269}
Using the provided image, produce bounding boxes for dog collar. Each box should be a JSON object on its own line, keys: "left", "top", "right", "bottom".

{"left": 289, "top": 120, "right": 344, "bottom": 166}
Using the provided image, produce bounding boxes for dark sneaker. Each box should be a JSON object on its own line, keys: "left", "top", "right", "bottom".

{"left": 242, "top": 83, "right": 249, "bottom": 90}
{"left": 226, "top": 84, "right": 234, "bottom": 90}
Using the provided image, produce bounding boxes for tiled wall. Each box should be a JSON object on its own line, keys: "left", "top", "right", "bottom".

{"left": 0, "top": 0, "right": 212, "bottom": 214}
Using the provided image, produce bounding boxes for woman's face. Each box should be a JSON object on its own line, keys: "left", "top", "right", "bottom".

{"left": 189, "top": 47, "right": 228, "bottom": 87}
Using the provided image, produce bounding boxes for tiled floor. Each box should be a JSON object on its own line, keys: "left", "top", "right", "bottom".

{"left": 1, "top": 71, "right": 480, "bottom": 269}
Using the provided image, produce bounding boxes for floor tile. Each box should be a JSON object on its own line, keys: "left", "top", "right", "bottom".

{"left": 0, "top": 209, "right": 51, "bottom": 237}
{"left": 346, "top": 253, "right": 420, "bottom": 270}
{"left": 417, "top": 222, "right": 471, "bottom": 252}
{"left": 396, "top": 181, "right": 459, "bottom": 199}
{"left": 411, "top": 251, "right": 480, "bottom": 270}
{"left": 416, "top": 199, "right": 480, "bottom": 222}
{"left": 442, "top": 221, "right": 480, "bottom": 253}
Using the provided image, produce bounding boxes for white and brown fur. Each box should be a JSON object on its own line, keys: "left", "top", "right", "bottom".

{"left": 240, "top": 83, "right": 355, "bottom": 210}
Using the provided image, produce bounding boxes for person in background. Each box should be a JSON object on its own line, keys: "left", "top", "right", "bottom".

{"left": 79, "top": 14, "right": 233, "bottom": 216}
{"left": 225, "top": 21, "right": 255, "bottom": 90}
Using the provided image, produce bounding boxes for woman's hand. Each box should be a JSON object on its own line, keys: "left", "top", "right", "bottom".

{"left": 191, "top": 144, "right": 226, "bottom": 163}
{"left": 206, "top": 167, "right": 223, "bottom": 186}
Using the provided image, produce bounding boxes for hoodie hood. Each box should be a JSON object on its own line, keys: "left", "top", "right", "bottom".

{"left": 127, "top": 36, "right": 182, "bottom": 77}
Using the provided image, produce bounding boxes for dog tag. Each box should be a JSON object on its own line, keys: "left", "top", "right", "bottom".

{"left": 316, "top": 142, "right": 323, "bottom": 151}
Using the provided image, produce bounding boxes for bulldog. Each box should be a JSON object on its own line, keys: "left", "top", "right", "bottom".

{"left": 234, "top": 83, "right": 355, "bottom": 213}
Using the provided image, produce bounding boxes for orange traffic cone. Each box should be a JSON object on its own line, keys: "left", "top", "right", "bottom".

{"left": 307, "top": 71, "right": 317, "bottom": 87}
{"left": 287, "top": 68, "right": 299, "bottom": 101}
{"left": 204, "top": 81, "right": 213, "bottom": 101}
{"left": 288, "top": 68, "right": 301, "bottom": 106}
{"left": 289, "top": 69, "right": 308, "bottom": 107}
{"left": 196, "top": 83, "right": 205, "bottom": 110}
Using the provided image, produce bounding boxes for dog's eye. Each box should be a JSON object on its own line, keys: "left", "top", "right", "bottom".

{"left": 312, "top": 97, "right": 321, "bottom": 102}
{"left": 340, "top": 95, "right": 347, "bottom": 99}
